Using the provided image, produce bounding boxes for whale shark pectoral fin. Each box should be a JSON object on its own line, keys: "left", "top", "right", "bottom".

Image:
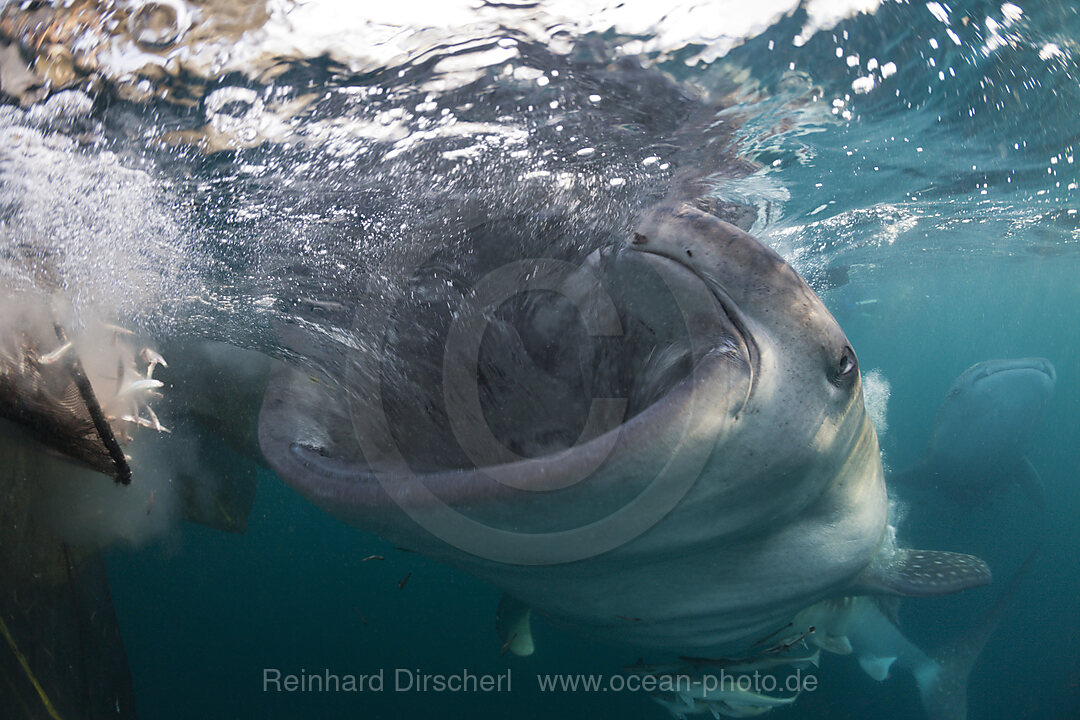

{"left": 853, "top": 549, "right": 992, "bottom": 597}
{"left": 857, "top": 654, "right": 897, "bottom": 681}
{"left": 495, "top": 593, "right": 535, "bottom": 657}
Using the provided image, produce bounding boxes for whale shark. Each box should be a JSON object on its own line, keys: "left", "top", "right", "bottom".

{"left": 259, "top": 201, "right": 992, "bottom": 663}
{"left": 892, "top": 358, "right": 1056, "bottom": 508}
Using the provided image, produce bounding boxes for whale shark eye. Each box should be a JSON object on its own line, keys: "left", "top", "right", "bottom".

{"left": 834, "top": 346, "right": 857, "bottom": 381}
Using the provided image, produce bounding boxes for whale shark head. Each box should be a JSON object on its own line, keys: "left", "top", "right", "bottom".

{"left": 929, "top": 357, "right": 1056, "bottom": 467}
{"left": 613, "top": 202, "right": 884, "bottom": 557}
{"left": 630, "top": 202, "right": 868, "bottom": 474}
{"left": 259, "top": 202, "right": 983, "bottom": 651}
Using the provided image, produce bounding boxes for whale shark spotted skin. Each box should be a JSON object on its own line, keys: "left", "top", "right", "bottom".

{"left": 259, "top": 202, "right": 991, "bottom": 653}
{"left": 894, "top": 357, "right": 1056, "bottom": 507}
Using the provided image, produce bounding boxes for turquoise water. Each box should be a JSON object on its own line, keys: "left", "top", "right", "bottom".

{"left": 3, "top": 0, "right": 1080, "bottom": 718}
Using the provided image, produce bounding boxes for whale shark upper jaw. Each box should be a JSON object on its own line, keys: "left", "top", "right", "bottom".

{"left": 965, "top": 357, "right": 1057, "bottom": 387}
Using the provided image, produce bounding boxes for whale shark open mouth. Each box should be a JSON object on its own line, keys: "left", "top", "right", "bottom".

{"left": 626, "top": 240, "right": 761, "bottom": 406}
{"left": 259, "top": 239, "right": 754, "bottom": 512}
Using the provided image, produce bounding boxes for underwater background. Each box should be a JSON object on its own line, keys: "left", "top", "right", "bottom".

{"left": 2, "top": 0, "right": 1079, "bottom": 718}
